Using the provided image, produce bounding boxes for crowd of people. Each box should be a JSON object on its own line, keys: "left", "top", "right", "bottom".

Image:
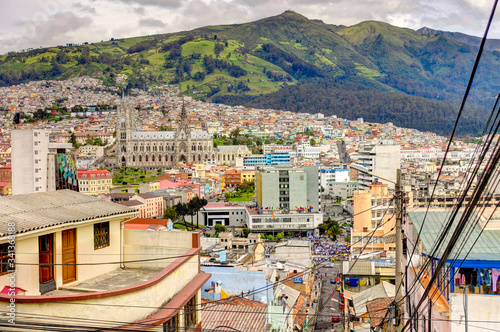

{"left": 310, "top": 240, "right": 350, "bottom": 262}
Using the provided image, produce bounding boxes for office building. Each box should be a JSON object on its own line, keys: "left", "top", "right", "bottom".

{"left": 255, "top": 166, "right": 321, "bottom": 212}
{"left": 12, "top": 129, "right": 79, "bottom": 195}
{"left": 356, "top": 140, "right": 400, "bottom": 190}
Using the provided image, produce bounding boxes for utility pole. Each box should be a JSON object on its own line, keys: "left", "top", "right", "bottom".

{"left": 395, "top": 169, "right": 404, "bottom": 332}
{"left": 465, "top": 286, "right": 469, "bottom": 332}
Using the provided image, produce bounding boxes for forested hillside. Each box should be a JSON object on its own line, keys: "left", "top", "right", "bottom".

{"left": 1, "top": 11, "right": 498, "bottom": 135}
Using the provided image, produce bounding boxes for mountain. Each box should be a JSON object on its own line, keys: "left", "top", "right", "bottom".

{"left": 418, "top": 27, "right": 500, "bottom": 52}
{"left": 1, "top": 11, "right": 498, "bottom": 135}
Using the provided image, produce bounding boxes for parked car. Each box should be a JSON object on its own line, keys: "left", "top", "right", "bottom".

{"left": 330, "top": 278, "right": 336, "bottom": 284}
{"left": 332, "top": 314, "right": 340, "bottom": 322}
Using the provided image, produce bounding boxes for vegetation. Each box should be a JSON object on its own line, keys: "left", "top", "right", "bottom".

{"left": 319, "top": 217, "right": 343, "bottom": 240}
{"left": 112, "top": 167, "right": 158, "bottom": 185}
{"left": 2, "top": 11, "right": 499, "bottom": 134}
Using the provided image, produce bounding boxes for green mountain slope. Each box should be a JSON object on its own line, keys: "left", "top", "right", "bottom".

{"left": 0, "top": 11, "right": 498, "bottom": 135}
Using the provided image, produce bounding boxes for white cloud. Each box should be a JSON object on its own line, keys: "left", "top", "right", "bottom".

{"left": 0, "top": 0, "right": 499, "bottom": 54}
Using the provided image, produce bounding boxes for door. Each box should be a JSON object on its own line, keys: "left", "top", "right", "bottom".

{"left": 62, "top": 229, "right": 76, "bottom": 284}
{"left": 39, "top": 234, "right": 55, "bottom": 294}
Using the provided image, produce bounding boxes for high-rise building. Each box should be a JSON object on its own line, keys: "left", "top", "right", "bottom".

{"left": 12, "top": 129, "right": 78, "bottom": 195}
{"left": 356, "top": 140, "right": 400, "bottom": 190}
{"left": 351, "top": 183, "right": 395, "bottom": 255}
{"left": 255, "top": 165, "right": 321, "bottom": 212}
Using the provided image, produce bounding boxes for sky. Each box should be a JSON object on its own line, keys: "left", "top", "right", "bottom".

{"left": 0, "top": 0, "right": 498, "bottom": 54}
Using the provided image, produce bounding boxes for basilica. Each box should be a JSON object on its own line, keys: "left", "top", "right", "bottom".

{"left": 115, "top": 99, "right": 214, "bottom": 168}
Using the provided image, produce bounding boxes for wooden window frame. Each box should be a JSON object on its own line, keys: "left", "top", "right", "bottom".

{"left": 0, "top": 243, "right": 14, "bottom": 276}
{"left": 94, "top": 222, "right": 110, "bottom": 250}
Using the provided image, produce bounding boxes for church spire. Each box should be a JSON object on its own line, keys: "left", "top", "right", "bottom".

{"left": 180, "top": 97, "right": 187, "bottom": 124}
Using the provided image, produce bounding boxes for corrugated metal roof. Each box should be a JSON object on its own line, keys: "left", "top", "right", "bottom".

{"left": 343, "top": 261, "right": 375, "bottom": 275}
{"left": 0, "top": 190, "right": 136, "bottom": 236}
{"left": 352, "top": 281, "right": 395, "bottom": 317}
{"left": 408, "top": 211, "right": 500, "bottom": 261}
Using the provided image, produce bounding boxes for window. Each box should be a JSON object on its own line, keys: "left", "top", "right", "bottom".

{"left": 94, "top": 222, "right": 110, "bottom": 250}
{"left": 185, "top": 295, "right": 197, "bottom": 326}
{"left": 0, "top": 243, "right": 14, "bottom": 276}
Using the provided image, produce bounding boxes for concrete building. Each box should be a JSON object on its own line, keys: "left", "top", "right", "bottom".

{"left": 356, "top": 140, "right": 400, "bottom": 190}
{"left": 328, "top": 181, "right": 359, "bottom": 200}
{"left": 320, "top": 168, "right": 349, "bottom": 193}
{"left": 12, "top": 129, "right": 79, "bottom": 195}
{"left": 196, "top": 202, "right": 249, "bottom": 228}
{"left": 255, "top": 165, "right": 321, "bottom": 213}
{"left": 0, "top": 190, "right": 210, "bottom": 330}
{"left": 77, "top": 170, "right": 112, "bottom": 195}
{"left": 351, "top": 183, "right": 395, "bottom": 255}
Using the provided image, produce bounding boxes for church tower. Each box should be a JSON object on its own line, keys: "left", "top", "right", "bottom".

{"left": 175, "top": 100, "right": 191, "bottom": 164}
{"left": 116, "top": 97, "right": 136, "bottom": 167}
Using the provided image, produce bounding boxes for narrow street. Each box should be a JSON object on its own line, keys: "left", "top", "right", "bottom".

{"left": 314, "top": 265, "right": 342, "bottom": 332}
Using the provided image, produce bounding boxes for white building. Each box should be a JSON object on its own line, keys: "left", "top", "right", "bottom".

{"left": 320, "top": 168, "right": 350, "bottom": 193}
{"left": 356, "top": 141, "right": 400, "bottom": 190}
{"left": 12, "top": 130, "right": 79, "bottom": 195}
{"left": 12, "top": 129, "right": 50, "bottom": 195}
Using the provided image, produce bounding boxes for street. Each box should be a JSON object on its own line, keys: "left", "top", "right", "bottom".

{"left": 314, "top": 265, "right": 343, "bottom": 332}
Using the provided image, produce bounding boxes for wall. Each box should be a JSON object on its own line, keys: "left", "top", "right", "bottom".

{"left": 201, "top": 266, "right": 271, "bottom": 303}
{"left": 123, "top": 230, "right": 193, "bottom": 269}
{"left": 7, "top": 254, "right": 201, "bottom": 327}
{"left": 0, "top": 215, "right": 127, "bottom": 295}
{"left": 449, "top": 293, "right": 500, "bottom": 332}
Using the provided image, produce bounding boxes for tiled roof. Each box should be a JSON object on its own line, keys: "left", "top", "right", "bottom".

{"left": 119, "top": 200, "right": 143, "bottom": 207}
{"left": 352, "top": 282, "right": 395, "bottom": 317}
{"left": 366, "top": 297, "right": 393, "bottom": 328}
{"left": 202, "top": 296, "right": 266, "bottom": 332}
{"left": 0, "top": 190, "right": 136, "bottom": 236}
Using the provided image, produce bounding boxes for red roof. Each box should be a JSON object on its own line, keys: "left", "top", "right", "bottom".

{"left": 0, "top": 165, "right": 11, "bottom": 169}
{"left": 125, "top": 218, "right": 169, "bottom": 226}
{"left": 78, "top": 170, "right": 110, "bottom": 179}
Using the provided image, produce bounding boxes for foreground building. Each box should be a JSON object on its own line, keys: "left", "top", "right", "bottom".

{"left": 405, "top": 209, "right": 500, "bottom": 332}
{"left": 0, "top": 190, "right": 210, "bottom": 330}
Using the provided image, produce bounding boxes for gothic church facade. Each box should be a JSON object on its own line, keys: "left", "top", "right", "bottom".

{"left": 116, "top": 99, "right": 214, "bottom": 168}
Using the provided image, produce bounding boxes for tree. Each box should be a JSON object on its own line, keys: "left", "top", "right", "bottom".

{"left": 13, "top": 112, "right": 21, "bottom": 124}
{"left": 174, "top": 203, "right": 190, "bottom": 229}
{"left": 214, "top": 43, "right": 224, "bottom": 58}
{"left": 229, "top": 127, "right": 241, "bottom": 139}
{"left": 310, "top": 138, "right": 316, "bottom": 146}
{"left": 276, "top": 232, "right": 283, "bottom": 241}
{"left": 214, "top": 224, "right": 226, "bottom": 236}
{"left": 68, "top": 132, "right": 78, "bottom": 148}
{"left": 243, "top": 227, "right": 251, "bottom": 238}
{"left": 163, "top": 206, "right": 178, "bottom": 221}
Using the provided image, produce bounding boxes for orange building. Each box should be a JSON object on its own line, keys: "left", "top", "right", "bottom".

{"left": 224, "top": 169, "right": 241, "bottom": 188}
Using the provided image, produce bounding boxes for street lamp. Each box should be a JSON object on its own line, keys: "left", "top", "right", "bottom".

{"left": 350, "top": 164, "right": 404, "bottom": 332}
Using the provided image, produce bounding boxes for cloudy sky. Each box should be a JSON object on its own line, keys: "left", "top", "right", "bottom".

{"left": 0, "top": 0, "right": 498, "bottom": 54}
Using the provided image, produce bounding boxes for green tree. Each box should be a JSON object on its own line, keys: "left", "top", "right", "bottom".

{"left": 163, "top": 205, "right": 178, "bottom": 221}
{"left": 243, "top": 227, "right": 251, "bottom": 238}
{"left": 214, "top": 224, "right": 227, "bottom": 236}
{"left": 174, "top": 203, "right": 190, "bottom": 229}
{"left": 68, "top": 132, "right": 78, "bottom": 148}
{"left": 276, "top": 232, "right": 283, "bottom": 241}
{"left": 230, "top": 127, "right": 241, "bottom": 139}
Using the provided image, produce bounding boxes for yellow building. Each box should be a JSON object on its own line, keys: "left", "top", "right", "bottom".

{"left": 0, "top": 190, "right": 210, "bottom": 330}
{"left": 351, "top": 183, "right": 395, "bottom": 255}
{"left": 241, "top": 169, "right": 255, "bottom": 183}
{"left": 77, "top": 170, "right": 112, "bottom": 195}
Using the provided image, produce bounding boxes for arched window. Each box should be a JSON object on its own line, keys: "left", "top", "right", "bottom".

{"left": 132, "top": 155, "right": 136, "bottom": 162}
{"left": 152, "top": 155, "right": 155, "bottom": 162}
{"left": 145, "top": 155, "right": 148, "bottom": 162}
{"left": 158, "top": 155, "right": 162, "bottom": 162}
{"left": 139, "top": 155, "right": 142, "bottom": 162}
{"left": 171, "top": 155, "right": 174, "bottom": 162}
{"left": 198, "top": 154, "right": 201, "bottom": 161}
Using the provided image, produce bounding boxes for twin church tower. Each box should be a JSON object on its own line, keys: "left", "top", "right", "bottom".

{"left": 115, "top": 98, "right": 214, "bottom": 168}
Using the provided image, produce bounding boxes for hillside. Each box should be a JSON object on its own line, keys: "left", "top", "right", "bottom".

{"left": 418, "top": 27, "right": 500, "bottom": 52}
{"left": 1, "top": 11, "right": 499, "bottom": 135}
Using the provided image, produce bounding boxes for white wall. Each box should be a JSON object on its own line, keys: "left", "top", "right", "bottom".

{"left": 449, "top": 293, "right": 500, "bottom": 332}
